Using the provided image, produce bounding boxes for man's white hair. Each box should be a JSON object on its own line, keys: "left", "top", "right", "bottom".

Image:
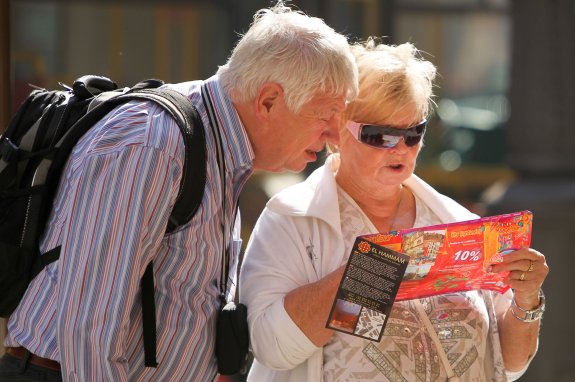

{"left": 217, "top": 1, "right": 358, "bottom": 113}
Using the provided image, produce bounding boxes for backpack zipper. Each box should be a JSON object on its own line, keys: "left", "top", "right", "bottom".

{"left": 20, "top": 195, "right": 33, "bottom": 248}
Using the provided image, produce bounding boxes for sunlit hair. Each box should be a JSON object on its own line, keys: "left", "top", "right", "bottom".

{"left": 217, "top": 1, "right": 358, "bottom": 113}
{"left": 344, "top": 38, "right": 437, "bottom": 125}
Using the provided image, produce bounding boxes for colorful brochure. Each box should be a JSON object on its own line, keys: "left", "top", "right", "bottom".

{"left": 364, "top": 210, "right": 532, "bottom": 301}
{"left": 326, "top": 210, "right": 532, "bottom": 341}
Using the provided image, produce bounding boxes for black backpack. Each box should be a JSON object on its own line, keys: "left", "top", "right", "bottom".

{"left": 0, "top": 75, "right": 206, "bottom": 367}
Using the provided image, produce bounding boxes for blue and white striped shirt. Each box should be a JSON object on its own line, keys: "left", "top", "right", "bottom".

{"left": 6, "top": 76, "right": 254, "bottom": 381}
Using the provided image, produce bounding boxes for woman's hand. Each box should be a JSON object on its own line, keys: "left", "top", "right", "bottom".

{"left": 490, "top": 247, "right": 549, "bottom": 309}
{"left": 490, "top": 247, "right": 548, "bottom": 372}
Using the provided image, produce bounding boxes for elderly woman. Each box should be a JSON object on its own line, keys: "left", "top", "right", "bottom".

{"left": 240, "top": 39, "right": 548, "bottom": 382}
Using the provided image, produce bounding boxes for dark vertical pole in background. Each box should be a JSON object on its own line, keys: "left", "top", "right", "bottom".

{"left": 381, "top": 0, "right": 395, "bottom": 43}
{"left": 0, "top": 0, "right": 10, "bottom": 355}
{"left": 0, "top": 0, "right": 10, "bottom": 134}
{"left": 483, "top": 0, "right": 575, "bottom": 381}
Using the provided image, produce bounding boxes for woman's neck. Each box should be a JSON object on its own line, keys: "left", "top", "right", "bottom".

{"left": 336, "top": 175, "right": 415, "bottom": 232}
{"left": 361, "top": 187, "right": 405, "bottom": 233}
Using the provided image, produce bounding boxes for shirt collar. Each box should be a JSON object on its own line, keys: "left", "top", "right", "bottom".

{"left": 265, "top": 154, "right": 343, "bottom": 234}
{"left": 202, "top": 75, "right": 254, "bottom": 179}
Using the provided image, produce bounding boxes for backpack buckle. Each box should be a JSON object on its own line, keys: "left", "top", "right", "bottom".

{"left": 0, "top": 138, "right": 20, "bottom": 163}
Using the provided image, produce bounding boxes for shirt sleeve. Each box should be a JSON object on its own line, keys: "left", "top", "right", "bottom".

{"left": 56, "top": 118, "right": 183, "bottom": 380}
{"left": 240, "top": 209, "right": 319, "bottom": 371}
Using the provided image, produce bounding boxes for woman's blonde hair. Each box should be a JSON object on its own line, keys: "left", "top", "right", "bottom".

{"left": 345, "top": 38, "right": 437, "bottom": 125}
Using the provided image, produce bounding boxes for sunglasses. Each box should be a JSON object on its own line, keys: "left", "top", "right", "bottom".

{"left": 346, "top": 119, "right": 427, "bottom": 149}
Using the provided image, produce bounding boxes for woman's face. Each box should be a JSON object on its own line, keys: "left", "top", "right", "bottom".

{"left": 337, "top": 108, "right": 423, "bottom": 194}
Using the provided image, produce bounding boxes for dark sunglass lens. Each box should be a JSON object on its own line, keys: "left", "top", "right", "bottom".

{"left": 360, "top": 127, "right": 384, "bottom": 147}
{"left": 404, "top": 135, "right": 422, "bottom": 147}
{"left": 404, "top": 121, "right": 426, "bottom": 146}
{"left": 362, "top": 129, "right": 400, "bottom": 148}
{"left": 360, "top": 122, "right": 426, "bottom": 148}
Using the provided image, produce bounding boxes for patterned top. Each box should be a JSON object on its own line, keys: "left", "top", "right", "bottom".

{"left": 323, "top": 186, "right": 510, "bottom": 382}
{"left": 5, "top": 76, "right": 254, "bottom": 381}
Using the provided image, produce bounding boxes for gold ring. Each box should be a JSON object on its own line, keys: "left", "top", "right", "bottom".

{"left": 527, "top": 260, "right": 535, "bottom": 272}
{"left": 520, "top": 272, "right": 526, "bottom": 281}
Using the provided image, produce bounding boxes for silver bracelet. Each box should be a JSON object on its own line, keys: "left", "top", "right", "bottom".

{"left": 510, "top": 289, "right": 545, "bottom": 322}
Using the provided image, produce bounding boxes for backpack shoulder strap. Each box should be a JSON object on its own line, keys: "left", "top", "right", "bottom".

{"left": 42, "top": 85, "right": 206, "bottom": 264}
{"left": 108, "top": 87, "right": 207, "bottom": 368}
{"left": 96, "top": 87, "right": 207, "bottom": 231}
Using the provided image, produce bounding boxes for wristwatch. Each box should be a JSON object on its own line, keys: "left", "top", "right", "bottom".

{"left": 511, "top": 289, "right": 545, "bottom": 322}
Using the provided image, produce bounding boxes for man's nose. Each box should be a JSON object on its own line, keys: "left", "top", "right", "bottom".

{"left": 322, "top": 115, "right": 342, "bottom": 145}
{"left": 323, "top": 125, "right": 340, "bottom": 145}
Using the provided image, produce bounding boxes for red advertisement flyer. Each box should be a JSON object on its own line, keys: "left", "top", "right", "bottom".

{"left": 361, "top": 210, "right": 533, "bottom": 301}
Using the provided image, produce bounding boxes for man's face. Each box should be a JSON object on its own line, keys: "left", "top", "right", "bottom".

{"left": 255, "top": 91, "right": 346, "bottom": 173}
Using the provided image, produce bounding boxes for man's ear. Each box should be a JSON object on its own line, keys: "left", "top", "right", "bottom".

{"left": 255, "top": 83, "right": 284, "bottom": 120}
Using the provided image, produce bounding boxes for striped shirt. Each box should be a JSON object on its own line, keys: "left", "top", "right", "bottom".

{"left": 5, "top": 76, "right": 254, "bottom": 381}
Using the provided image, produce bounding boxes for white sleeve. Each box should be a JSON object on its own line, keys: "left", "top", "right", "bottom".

{"left": 239, "top": 208, "right": 320, "bottom": 370}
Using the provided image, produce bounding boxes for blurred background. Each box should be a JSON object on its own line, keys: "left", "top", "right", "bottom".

{"left": 1, "top": 0, "right": 574, "bottom": 381}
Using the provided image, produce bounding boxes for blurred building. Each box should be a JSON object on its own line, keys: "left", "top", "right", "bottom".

{"left": 2, "top": 1, "right": 574, "bottom": 381}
